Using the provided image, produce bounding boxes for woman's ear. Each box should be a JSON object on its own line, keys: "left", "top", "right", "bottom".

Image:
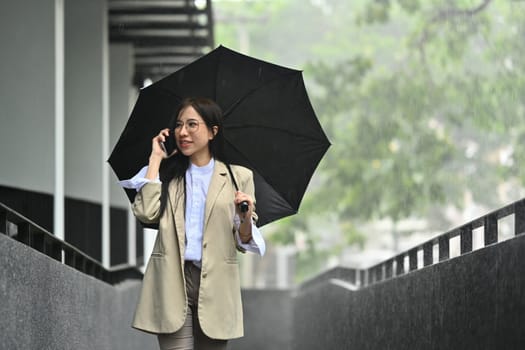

{"left": 210, "top": 126, "right": 218, "bottom": 139}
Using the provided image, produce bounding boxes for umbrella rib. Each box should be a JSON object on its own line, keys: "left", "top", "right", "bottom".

{"left": 223, "top": 137, "right": 329, "bottom": 207}
{"left": 225, "top": 124, "right": 330, "bottom": 143}
{"left": 224, "top": 139, "right": 297, "bottom": 210}
{"left": 222, "top": 71, "right": 299, "bottom": 117}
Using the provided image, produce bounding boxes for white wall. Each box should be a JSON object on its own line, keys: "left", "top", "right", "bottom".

{"left": 109, "top": 43, "right": 135, "bottom": 208}
{"left": 64, "top": 0, "right": 107, "bottom": 203}
{"left": 0, "top": 0, "right": 56, "bottom": 193}
{"left": 0, "top": 1, "right": 139, "bottom": 264}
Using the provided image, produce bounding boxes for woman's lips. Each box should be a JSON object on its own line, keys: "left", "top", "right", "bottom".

{"left": 179, "top": 140, "right": 191, "bottom": 149}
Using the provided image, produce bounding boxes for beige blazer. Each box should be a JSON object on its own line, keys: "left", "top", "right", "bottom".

{"left": 130, "top": 160, "right": 255, "bottom": 339}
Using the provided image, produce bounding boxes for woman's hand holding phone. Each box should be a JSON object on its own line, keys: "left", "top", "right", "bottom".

{"left": 146, "top": 128, "right": 178, "bottom": 180}
{"left": 152, "top": 128, "right": 178, "bottom": 159}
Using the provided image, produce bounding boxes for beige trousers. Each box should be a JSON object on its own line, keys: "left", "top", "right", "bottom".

{"left": 157, "top": 262, "right": 228, "bottom": 350}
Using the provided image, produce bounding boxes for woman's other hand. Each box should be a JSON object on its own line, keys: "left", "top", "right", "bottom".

{"left": 235, "top": 191, "right": 254, "bottom": 243}
{"left": 234, "top": 191, "right": 253, "bottom": 218}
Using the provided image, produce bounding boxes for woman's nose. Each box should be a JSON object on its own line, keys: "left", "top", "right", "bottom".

{"left": 178, "top": 124, "right": 189, "bottom": 135}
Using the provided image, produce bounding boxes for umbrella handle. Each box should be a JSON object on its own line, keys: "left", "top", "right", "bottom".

{"left": 239, "top": 202, "right": 249, "bottom": 213}
{"left": 226, "top": 163, "right": 249, "bottom": 213}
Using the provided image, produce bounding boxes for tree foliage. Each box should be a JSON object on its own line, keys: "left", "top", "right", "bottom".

{"left": 213, "top": 0, "right": 525, "bottom": 279}
{"left": 304, "top": 0, "right": 525, "bottom": 226}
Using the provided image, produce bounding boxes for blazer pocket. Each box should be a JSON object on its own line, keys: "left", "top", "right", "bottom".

{"left": 150, "top": 230, "right": 165, "bottom": 258}
{"left": 225, "top": 241, "right": 238, "bottom": 263}
{"left": 225, "top": 232, "right": 239, "bottom": 264}
{"left": 225, "top": 255, "right": 238, "bottom": 264}
{"left": 150, "top": 251, "right": 164, "bottom": 259}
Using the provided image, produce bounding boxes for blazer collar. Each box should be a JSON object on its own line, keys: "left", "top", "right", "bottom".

{"left": 204, "top": 160, "right": 229, "bottom": 231}
{"left": 168, "top": 178, "right": 186, "bottom": 251}
{"left": 168, "top": 160, "right": 230, "bottom": 235}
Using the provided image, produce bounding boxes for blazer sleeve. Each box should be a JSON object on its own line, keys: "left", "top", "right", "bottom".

{"left": 234, "top": 166, "right": 266, "bottom": 255}
{"left": 132, "top": 182, "right": 162, "bottom": 224}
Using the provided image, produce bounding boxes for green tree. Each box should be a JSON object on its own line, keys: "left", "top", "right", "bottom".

{"left": 304, "top": 0, "right": 525, "bottom": 255}
{"left": 214, "top": 0, "right": 525, "bottom": 281}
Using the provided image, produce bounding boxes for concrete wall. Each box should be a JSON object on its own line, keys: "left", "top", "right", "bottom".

{"left": 0, "top": 232, "right": 294, "bottom": 349}
{"left": 4, "top": 223, "right": 524, "bottom": 350}
{"left": 0, "top": 234, "right": 157, "bottom": 350}
{"left": 230, "top": 289, "right": 293, "bottom": 350}
{"left": 0, "top": 0, "right": 56, "bottom": 193}
{"left": 293, "top": 234, "right": 525, "bottom": 350}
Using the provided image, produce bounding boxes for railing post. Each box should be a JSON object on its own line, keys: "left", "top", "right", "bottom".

{"left": 18, "top": 223, "right": 31, "bottom": 246}
{"left": 514, "top": 199, "right": 525, "bottom": 236}
{"left": 65, "top": 249, "right": 76, "bottom": 267}
{"left": 385, "top": 259, "right": 393, "bottom": 279}
{"left": 369, "top": 266, "right": 377, "bottom": 284}
{"left": 460, "top": 225, "right": 473, "bottom": 254}
{"left": 376, "top": 264, "right": 383, "bottom": 282}
{"left": 423, "top": 242, "right": 433, "bottom": 266}
{"left": 0, "top": 210, "right": 8, "bottom": 235}
{"left": 484, "top": 213, "right": 498, "bottom": 246}
{"left": 46, "top": 240, "right": 63, "bottom": 262}
{"left": 33, "top": 230, "right": 45, "bottom": 253}
{"left": 438, "top": 235, "right": 449, "bottom": 261}
{"left": 395, "top": 254, "right": 404, "bottom": 276}
{"left": 86, "top": 261, "right": 95, "bottom": 278}
{"left": 360, "top": 269, "right": 367, "bottom": 287}
{"left": 75, "top": 255, "right": 86, "bottom": 273}
{"left": 350, "top": 268, "right": 357, "bottom": 285}
{"left": 409, "top": 248, "right": 418, "bottom": 271}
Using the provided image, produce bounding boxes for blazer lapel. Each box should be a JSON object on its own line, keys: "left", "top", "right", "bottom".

{"left": 204, "top": 161, "right": 228, "bottom": 231}
{"left": 168, "top": 178, "right": 186, "bottom": 253}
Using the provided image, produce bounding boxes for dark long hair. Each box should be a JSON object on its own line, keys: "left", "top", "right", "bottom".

{"left": 158, "top": 97, "right": 224, "bottom": 214}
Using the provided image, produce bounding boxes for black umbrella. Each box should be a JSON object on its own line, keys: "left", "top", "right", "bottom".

{"left": 108, "top": 45, "right": 330, "bottom": 226}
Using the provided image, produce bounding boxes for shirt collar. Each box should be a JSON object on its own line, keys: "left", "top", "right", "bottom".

{"left": 189, "top": 157, "right": 215, "bottom": 175}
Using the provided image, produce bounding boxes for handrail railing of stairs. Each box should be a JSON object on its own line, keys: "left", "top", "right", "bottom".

{"left": 300, "top": 197, "right": 525, "bottom": 290}
{"left": 0, "top": 201, "right": 142, "bottom": 285}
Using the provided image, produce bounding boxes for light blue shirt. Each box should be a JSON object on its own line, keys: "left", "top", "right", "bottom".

{"left": 119, "top": 160, "right": 265, "bottom": 259}
{"left": 184, "top": 159, "right": 214, "bottom": 261}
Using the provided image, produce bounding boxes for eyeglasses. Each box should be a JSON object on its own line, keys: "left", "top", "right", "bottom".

{"left": 174, "top": 119, "right": 202, "bottom": 133}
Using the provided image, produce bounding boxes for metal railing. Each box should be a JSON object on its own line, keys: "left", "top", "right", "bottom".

{"left": 0, "top": 202, "right": 142, "bottom": 285}
{"left": 300, "top": 198, "right": 525, "bottom": 290}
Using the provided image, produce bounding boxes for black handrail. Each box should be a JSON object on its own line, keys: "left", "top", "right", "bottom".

{"left": 300, "top": 197, "right": 525, "bottom": 290}
{"left": 0, "top": 202, "right": 142, "bottom": 285}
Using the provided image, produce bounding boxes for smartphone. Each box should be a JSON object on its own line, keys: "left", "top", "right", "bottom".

{"left": 161, "top": 134, "right": 176, "bottom": 156}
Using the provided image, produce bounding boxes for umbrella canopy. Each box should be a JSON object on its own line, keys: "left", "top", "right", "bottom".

{"left": 108, "top": 45, "right": 330, "bottom": 226}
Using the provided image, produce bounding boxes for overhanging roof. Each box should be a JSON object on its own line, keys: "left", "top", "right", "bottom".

{"left": 108, "top": 0, "right": 215, "bottom": 84}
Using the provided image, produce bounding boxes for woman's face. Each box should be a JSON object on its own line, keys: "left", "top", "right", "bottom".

{"left": 174, "top": 106, "right": 216, "bottom": 163}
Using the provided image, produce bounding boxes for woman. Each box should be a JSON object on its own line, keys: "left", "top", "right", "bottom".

{"left": 121, "top": 97, "right": 265, "bottom": 350}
